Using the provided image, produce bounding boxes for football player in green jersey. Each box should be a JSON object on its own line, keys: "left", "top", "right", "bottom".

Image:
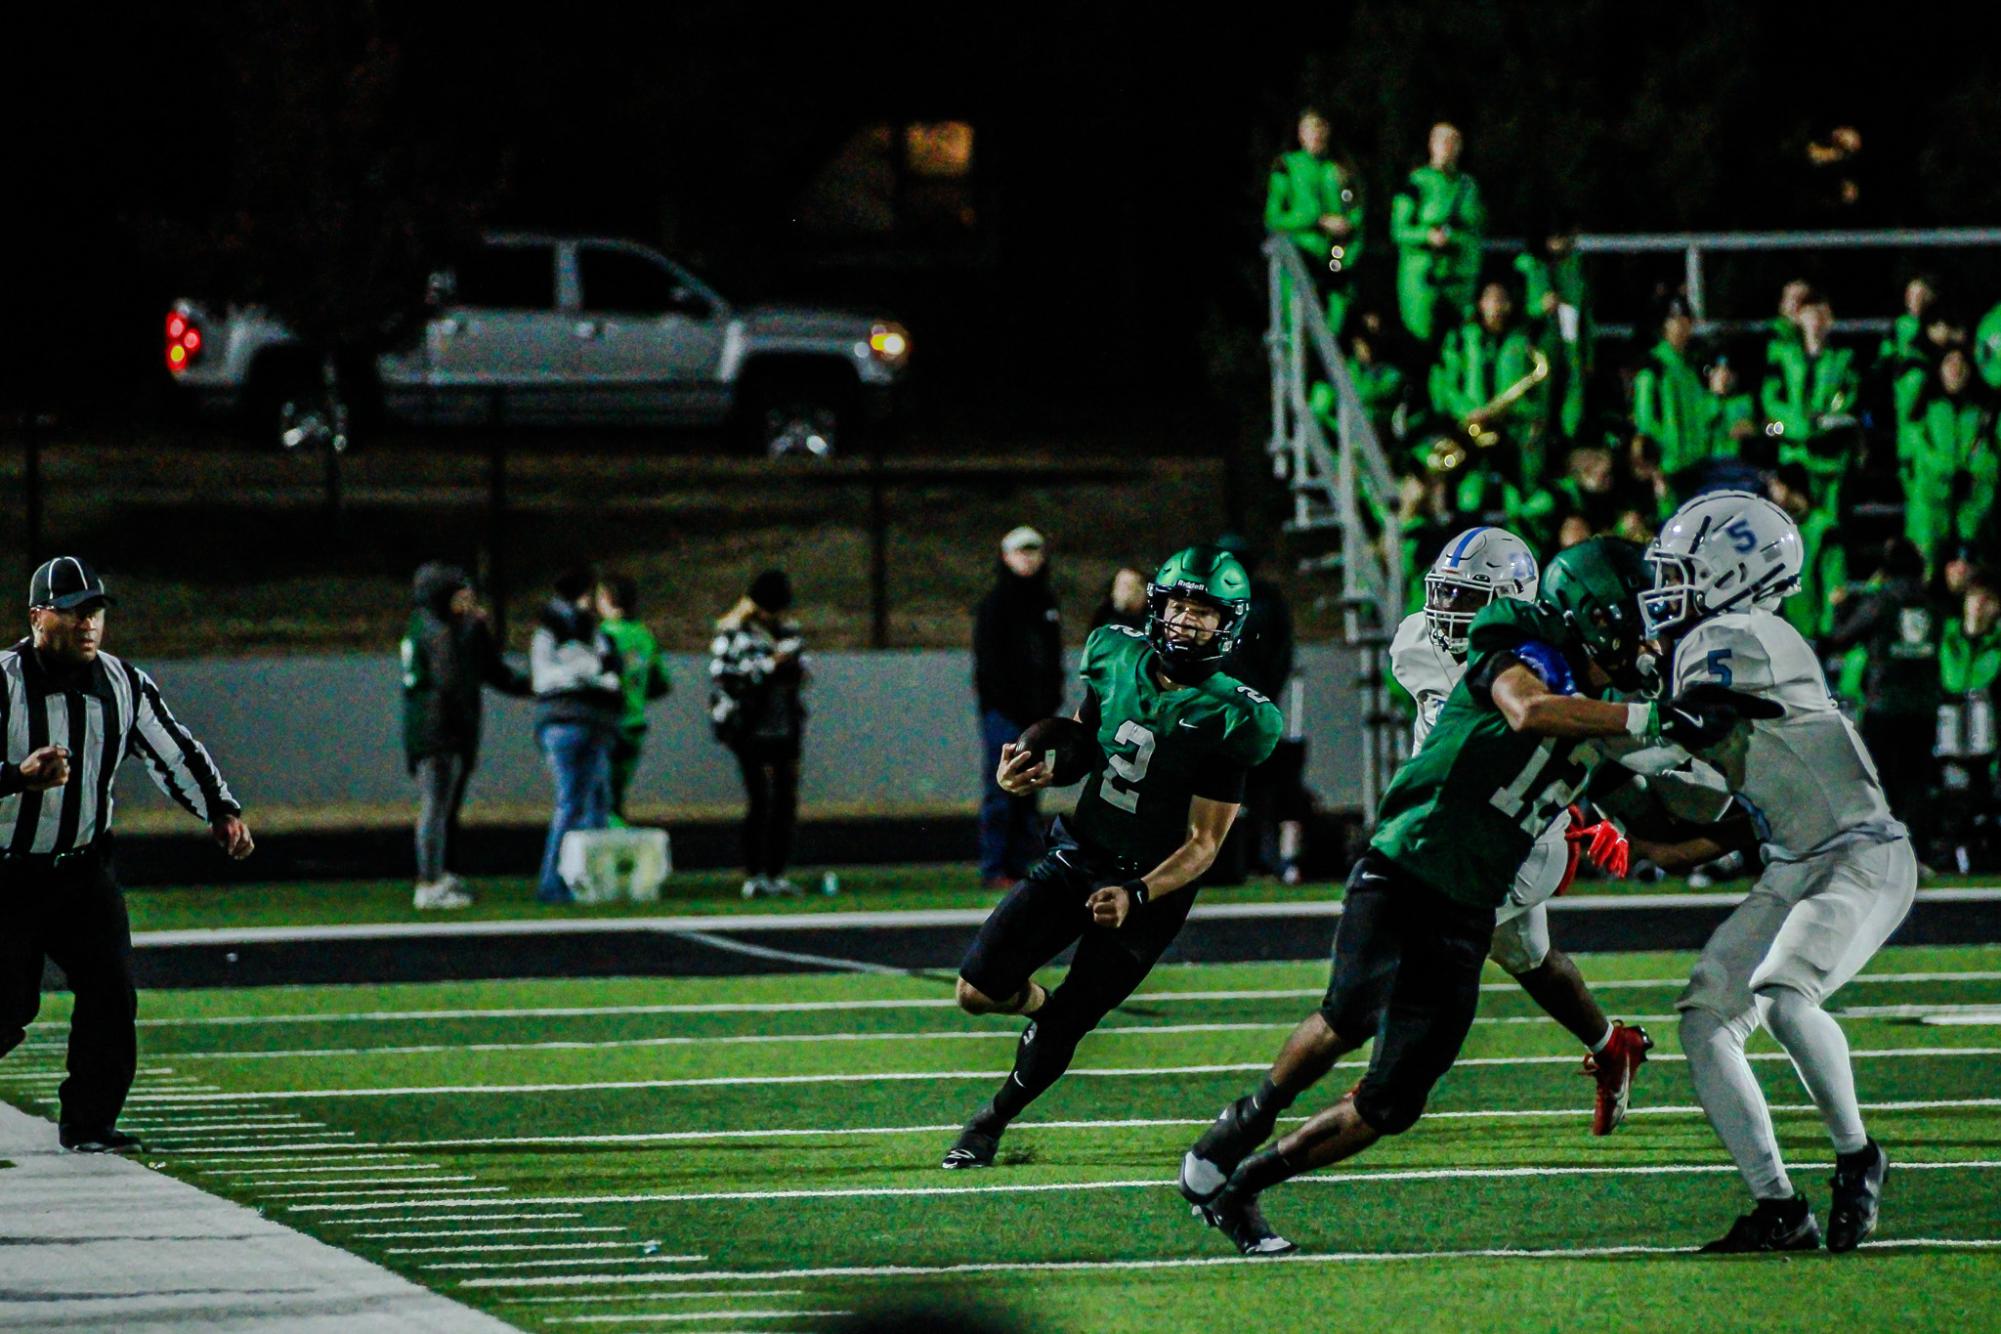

{"left": 940, "top": 546, "right": 1284, "bottom": 1170}
{"left": 1179, "top": 538, "right": 1781, "bottom": 1255}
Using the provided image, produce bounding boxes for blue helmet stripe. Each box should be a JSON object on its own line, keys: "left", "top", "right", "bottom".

{"left": 1448, "top": 527, "right": 1487, "bottom": 567}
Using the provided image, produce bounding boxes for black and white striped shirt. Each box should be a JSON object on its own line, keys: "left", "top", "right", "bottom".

{"left": 0, "top": 638, "right": 239, "bottom": 856}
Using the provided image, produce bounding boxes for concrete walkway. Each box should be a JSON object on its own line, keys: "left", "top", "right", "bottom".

{"left": 0, "top": 1104, "right": 517, "bottom": 1333}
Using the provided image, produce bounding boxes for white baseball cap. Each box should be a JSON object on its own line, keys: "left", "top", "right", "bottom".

{"left": 1000, "top": 525, "right": 1045, "bottom": 553}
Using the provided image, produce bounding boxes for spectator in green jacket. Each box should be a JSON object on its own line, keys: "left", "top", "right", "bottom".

{"left": 1975, "top": 299, "right": 2001, "bottom": 392}
{"left": 1901, "top": 347, "right": 1999, "bottom": 573}
{"left": 1767, "top": 278, "right": 1811, "bottom": 355}
{"left": 1429, "top": 280, "right": 1550, "bottom": 486}
{"left": 1938, "top": 567, "right": 2001, "bottom": 864}
{"left": 1767, "top": 462, "right": 1847, "bottom": 645}
{"left": 1514, "top": 220, "right": 1592, "bottom": 443}
{"left": 1631, "top": 299, "right": 1709, "bottom": 480}
{"left": 1266, "top": 108, "right": 1365, "bottom": 337}
{"left": 595, "top": 573, "right": 673, "bottom": 825}
{"left": 1310, "top": 312, "right": 1406, "bottom": 447}
{"left": 1390, "top": 122, "right": 1485, "bottom": 346}
{"left": 1699, "top": 355, "right": 1757, "bottom": 464}
{"left": 1877, "top": 274, "right": 1939, "bottom": 418}
{"left": 1762, "top": 290, "right": 1861, "bottom": 516}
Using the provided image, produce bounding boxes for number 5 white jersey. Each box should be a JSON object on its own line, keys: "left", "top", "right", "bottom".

{"left": 1669, "top": 609, "right": 1902, "bottom": 861}
{"left": 1389, "top": 611, "right": 1571, "bottom": 912}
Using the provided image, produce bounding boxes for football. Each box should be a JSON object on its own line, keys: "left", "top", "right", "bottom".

{"left": 1015, "top": 715, "right": 1101, "bottom": 786}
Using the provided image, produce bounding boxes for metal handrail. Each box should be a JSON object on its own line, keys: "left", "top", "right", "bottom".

{"left": 1265, "top": 237, "right": 1406, "bottom": 811}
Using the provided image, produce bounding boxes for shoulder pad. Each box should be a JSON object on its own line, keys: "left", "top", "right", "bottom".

{"left": 1389, "top": 613, "right": 1459, "bottom": 702}
{"left": 1673, "top": 615, "right": 1774, "bottom": 693}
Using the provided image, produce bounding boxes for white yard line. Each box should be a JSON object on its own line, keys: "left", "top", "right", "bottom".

{"left": 125, "top": 1045, "right": 2001, "bottom": 1108}
{"left": 495, "top": 1291, "right": 809, "bottom": 1305}
{"left": 388, "top": 1241, "right": 655, "bottom": 1255}
{"left": 421, "top": 1255, "right": 707, "bottom": 1272}
{"left": 168, "top": 1144, "right": 392, "bottom": 1159}
{"left": 384, "top": 1097, "right": 2001, "bottom": 1151}
{"left": 543, "top": 1313, "right": 851, "bottom": 1327}
{"left": 456, "top": 1235, "right": 2001, "bottom": 1289}
{"left": 211, "top": 1164, "right": 444, "bottom": 1179}
{"left": 128, "top": 1014, "right": 1703, "bottom": 1062}
{"left": 260, "top": 1176, "right": 490, "bottom": 1200}
{"left": 44, "top": 966, "right": 1996, "bottom": 1032}
{"left": 325, "top": 1211, "right": 587, "bottom": 1225}
{"left": 1925, "top": 1013, "right": 2001, "bottom": 1025}
{"left": 294, "top": 1159, "right": 2001, "bottom": 1214}
{"left": 357, "top": 1227, "right": 629, "bottom": 1240}
{"left": 102, "top": 888, "right": 2001, "bottom": 947}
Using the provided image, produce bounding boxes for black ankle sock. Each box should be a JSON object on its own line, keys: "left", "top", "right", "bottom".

{"left": 1231, "top": 1146, "right": 1301, "bottom": 1195}
{"left": 1251, "top": 1076, "right": 1297, "bottom": 1119}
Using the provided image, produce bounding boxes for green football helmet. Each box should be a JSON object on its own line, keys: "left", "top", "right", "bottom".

{"left": 1147, "top": 544, "right": 1252, "bottom": 681}
{"left": 1538, "top": 537, "right": 1651, "bottom": 687}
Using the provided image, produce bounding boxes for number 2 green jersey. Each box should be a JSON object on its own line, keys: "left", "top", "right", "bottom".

{"left": 1369, "top": 599, "right": 1602, "bottom": 908}
{"left": 1069, "top": 626, "right": 1284, "bottom": 873}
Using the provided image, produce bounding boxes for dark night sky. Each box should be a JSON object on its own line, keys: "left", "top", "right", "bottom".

{"left": 10, "top": 4, "right": 2001, "bottom": 430}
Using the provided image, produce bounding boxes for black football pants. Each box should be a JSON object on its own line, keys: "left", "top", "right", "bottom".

{"left": 0, "top": 848, "right": 139, "bottom": 1133}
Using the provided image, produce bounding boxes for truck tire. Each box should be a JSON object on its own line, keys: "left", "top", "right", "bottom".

{"left": 738, "top": 364, "right": 858, "bottom": 460}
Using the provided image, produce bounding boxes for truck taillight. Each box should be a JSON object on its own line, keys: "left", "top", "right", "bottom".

{"left": 166, "top": 310, "right": 203, "bottom": 373}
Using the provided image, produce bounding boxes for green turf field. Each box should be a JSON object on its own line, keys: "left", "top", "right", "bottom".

{"left": 116, "top": 868, "right": 2001, "bottom": 933}
{"left": 7, "top": 945, "right": 2001, "bottom": 1330}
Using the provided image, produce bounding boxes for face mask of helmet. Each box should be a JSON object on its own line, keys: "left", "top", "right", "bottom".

{"left": 1146, "top": 586, "right": 1240, "bottom": 682}
{"left": 1639, "top": 552, "right": 1699, "bottom": 640}
{"left": 1424, "top": 576, "right": 1499, "bottom": 656}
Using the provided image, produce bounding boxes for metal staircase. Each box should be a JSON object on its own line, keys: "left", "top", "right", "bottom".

{"left": 1264, "top": 238, "right": 1407, "bottom": 817}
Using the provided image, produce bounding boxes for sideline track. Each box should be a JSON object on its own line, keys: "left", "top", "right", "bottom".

{"left": 115, "top": 888, "right": 2001, "bottom": 989}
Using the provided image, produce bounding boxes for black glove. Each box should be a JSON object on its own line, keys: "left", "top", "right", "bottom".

{"left": 1656, "top": 685, "right": 1785, "bottom": 749}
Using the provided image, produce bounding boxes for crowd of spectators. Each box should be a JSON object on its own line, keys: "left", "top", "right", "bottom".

{"left": 1271, "top": 109, "right": 2001, "bottom": 869}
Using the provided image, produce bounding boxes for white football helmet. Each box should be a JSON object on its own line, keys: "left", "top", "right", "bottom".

{"left": 1424, "top": 526, "right": 1540, "bottom": 656}
{"left": 1640, "top": 490, "right": 1803, "bottom": 638}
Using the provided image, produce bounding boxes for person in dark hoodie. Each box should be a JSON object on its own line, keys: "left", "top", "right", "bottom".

{"left": 530, "top": 567, "right": 623, "bottom": 903}
{"left": 972, "top": 525, "right": 1064, "bottom": 889}
{"left": 1826, "top": 537, "right": 1942, "bottom": 860}
{"left": 400, "top": 563, "right": 530, "bottom": 910}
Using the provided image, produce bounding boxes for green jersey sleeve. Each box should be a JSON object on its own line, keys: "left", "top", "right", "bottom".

{"left": 1219, "top": 687, "right": 1284, "bottom": 769}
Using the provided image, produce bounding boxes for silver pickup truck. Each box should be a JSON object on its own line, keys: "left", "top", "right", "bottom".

{"left": 166, "top": 233, "right": 910, "bottom": 456}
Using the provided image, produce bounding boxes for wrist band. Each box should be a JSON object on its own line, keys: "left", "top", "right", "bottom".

{"left": 1624, "top": 702, "right": 1654, "bottom": 739}
{"left": 1123, "top": 879, "right": 1151, "bottom": 907}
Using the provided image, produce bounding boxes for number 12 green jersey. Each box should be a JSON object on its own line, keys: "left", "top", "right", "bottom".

{"left": 1069, "top": 626, "right": 1283, "bottom": 873}
{"left": 1369, "top": 599, "right": 1605, "bottom": 908}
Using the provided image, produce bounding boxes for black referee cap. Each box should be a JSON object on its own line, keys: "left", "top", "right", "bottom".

{"left": 29, "top": 555, "right": 114, "bottom": 611}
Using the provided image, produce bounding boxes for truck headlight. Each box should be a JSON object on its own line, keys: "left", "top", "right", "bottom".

{"left": 868, "top": 322, "right": 910, "bottom": 364}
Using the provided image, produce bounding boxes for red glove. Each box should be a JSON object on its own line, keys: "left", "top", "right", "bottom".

{"left": 1565, "top": 806, "right": 1630, "bottom": 880}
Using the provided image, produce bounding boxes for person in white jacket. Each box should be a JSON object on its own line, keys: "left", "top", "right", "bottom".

{"left": 530, "top": 567, "right": 622, "bottom": 903}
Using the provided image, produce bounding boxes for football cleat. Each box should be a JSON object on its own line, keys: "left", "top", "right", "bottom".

{"left": 1827, "top": 1139, "right": 1888, "bottom": 1254}
{"left": 940, "top": 1108, "right": 1004, "bottom": 1170}
{"left": 1698, "top": 1195, "right": 1821, "bottom": 1253}
{"left": 1581, "top": 1021, "right": 1653, "bottom": 1135}
{"left": 1179, "top": 1095, "right": 1271, "bottom": 1205}
{"left": 58, "top": 1125, "right": 144, "bottom": 1154}
{"left": 1193, "top": 1189, "right": 1297, "bottom": 1258}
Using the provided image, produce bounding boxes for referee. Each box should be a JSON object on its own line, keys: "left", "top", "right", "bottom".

{"left": 0, "top": 556, "right": 253, "bottom": 1152}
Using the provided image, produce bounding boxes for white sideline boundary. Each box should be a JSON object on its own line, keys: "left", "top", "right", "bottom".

{"left": 118, "top": 886, "right": 2001, "bottom": 947}
{"left": 64, "top": 967, "right": 2001, "bottom": 1031}
{"left": 288, "top": 1159, "right": 2001, "bottom": 1213}
{"left": 382, "top": 1097, "right": 2001, "bottom": 1151}
{"left": 121, "top": 1046, "right": 2001, "bottom": 1106}
{"left": 456, "top": 1236, "right": 2001, "bottom": 1288}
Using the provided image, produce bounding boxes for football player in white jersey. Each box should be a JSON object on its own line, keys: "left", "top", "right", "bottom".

{"left": 1626, "top": 491, "right": 1916, "bottom": 1254}
{"left": 1389, "top": 526, "right": 1654, "bottom": 1133}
